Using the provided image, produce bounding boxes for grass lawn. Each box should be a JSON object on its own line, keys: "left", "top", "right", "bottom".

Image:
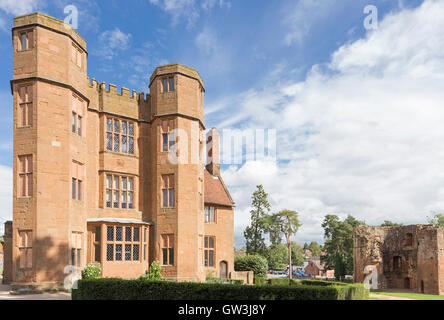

{"left": 374, "top": 291, "right": 444, "bottom": 300}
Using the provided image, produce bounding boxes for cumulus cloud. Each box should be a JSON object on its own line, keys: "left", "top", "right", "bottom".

{"left": 211, "top": 0, "right": 444, "bottom": 247}
{"left": 93, "top": 28, "right": 132, "bottom": 60}
{"left": 149, "top": 0, "right": 230, "bottom": 26}
{"left": 0, "top": 0, "right": 41, "bottom": 16}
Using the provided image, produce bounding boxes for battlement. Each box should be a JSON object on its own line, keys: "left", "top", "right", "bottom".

{"left": 14, "top": 12, "right": 86, "bottom": 52}
{"left": 87, "top": 77, "right": 149, "bottom": 102}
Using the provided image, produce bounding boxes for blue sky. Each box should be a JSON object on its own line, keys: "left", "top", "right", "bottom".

{"left": 0, "top": 0, "right": 442, "bottom": 247}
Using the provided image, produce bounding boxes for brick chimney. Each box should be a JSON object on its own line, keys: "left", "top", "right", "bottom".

{"left": 206, "top": 128, "right": 220, "bottom": 176}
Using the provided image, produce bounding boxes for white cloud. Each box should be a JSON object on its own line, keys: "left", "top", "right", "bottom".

{"left": 282, "top": 0, "right": 332, "bottom": 46}
{"left": 0, "top": 0, "right": 40, "bottom": 16}
{"left": 212, "top": 0, "right": 444, "bottom": 246}
{"left": 149, "top": 0, "right": 230, "bottom": 26}
{"left": 0, "top": 165, "right": 12, "bottom": 235}
{"left": 93, "top": 28, "right": 132, "bottom": 60}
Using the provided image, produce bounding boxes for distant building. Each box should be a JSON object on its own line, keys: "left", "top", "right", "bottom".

{"left": 354, "top": 224, "right": 444, "bottom": 294}
{"left": 304, "top": 258, "right": 334, "bottom": 278}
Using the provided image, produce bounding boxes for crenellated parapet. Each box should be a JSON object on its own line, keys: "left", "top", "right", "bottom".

{"left": 86, "top": 78, "right": 151, "bottom": 121}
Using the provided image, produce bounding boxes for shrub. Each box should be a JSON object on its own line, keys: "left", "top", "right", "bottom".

{"left": 300, "top": 279, "right": 347, "bottom": 286}
{"left": 72, "top": 278, "right": 368, "bottom": 300}
{"left": 139, "top": 261, "right": 162, "bottom": 281}
{"left": 267, "top": 278, "right": 300, "bottom": 286}
{"left": 234, "top": 255, "right": 268, "bottom": 277}
{"left": 81, "top": 263, "right": 101, "bottom": 280}
{"left": 254, "top": 275, "right": 267, "bottom": 286}
{"left": 206, "top": 278, "right": 244, "bottom": 285}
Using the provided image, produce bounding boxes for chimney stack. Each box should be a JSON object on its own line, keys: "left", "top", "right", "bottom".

{"left": 206, "top": 128, "right": 220, "bottom": 176}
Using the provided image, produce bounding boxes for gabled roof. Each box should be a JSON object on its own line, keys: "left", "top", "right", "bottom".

{"left": 204, "top": 169, "right": 234, "bottom": 207}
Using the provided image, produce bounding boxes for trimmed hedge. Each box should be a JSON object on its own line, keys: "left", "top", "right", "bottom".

{"left": 234, "top": 255, "right": 268, "bottom": 277}
{"left": 300, "top": 280, "right": 347, "bottom": 286}
{"left": 72, "top": 278, "right": 368, "bottom": 300}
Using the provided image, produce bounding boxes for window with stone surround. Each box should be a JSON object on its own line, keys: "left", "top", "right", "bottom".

{"left": 162, "top": 131, "right": 175, "bottom": 152}
{"left": 71, "top": 232, "right": 82, "bottom": 267}
{"left": 71, "top": 42, "right": 83, "bottom": 68}
{"left": 18, "top": 30, "right": 34, "bottom": 51}
{"left": 106, "top": 117, "right": 135, "bottom": 154}
{"left": 105, "top": 225, "right": 142, "bottom": 262}
{"left": 204, "top": 206, "right": 217, "bottom": 223}
{"left": 204, "top": 236, "right": 215, "bottom": 267}
{"left": 161, "top": 174, "right": 175, "bottom": 208}
{"left": 72, "top": 161, "right": 84, "bottom": 201}
{"left": 72, "top": 94, "right": 83, "bottom": 137}
{"left": 105, "top": 174, "right": 134, "bottom": 209}
{"left": 161, "top": 234, "right": 174, "bottom": 266}
{"left": 18, "top": 155, "right": 33, "bottom": 197}
{"left": 18, "top": 85, "right": 33, "bottom": 127}
{"left": 18, "top": 230, "right": 33, "bottom": 269}
{"left": 162, "top": 77, "right": 174, "bottom": 93}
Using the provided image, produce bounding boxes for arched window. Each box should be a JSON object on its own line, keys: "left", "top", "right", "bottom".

{"left": 393, "top": 256, "right": 402, "bottom": 271}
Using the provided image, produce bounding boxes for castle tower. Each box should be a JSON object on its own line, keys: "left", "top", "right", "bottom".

{"left": 148, "top": 64, "right": 206, "bottom": 281}
{"left": 11, "top": 13, "right": 89, "bottom": 284}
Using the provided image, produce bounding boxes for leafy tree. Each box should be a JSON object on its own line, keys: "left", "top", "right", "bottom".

{"left": 82, "top": 263, "right": 101, "bottom": 280}
{"left": 321, "top": 215, "right": 365, "bottom": 279}
{"left": 380, "top": 220, "right": 403, "bottom": 227}
{"left": 290, "top": 242, "right": 304, "bottom": 266}
{"left": 427, "top": 214, "right": 444, "bottom": 227}
{"left": 303, "top": 242, "right": 309, "bottom": 250}
{"left": 308, "top": 241, "right": 322, "bottom": 257}
{"left": 244, "top": 185, "right": 271, "bottom": 255}
{"left": 265, "top": 243, "right": 288, "bottom": 270}
{"left": 234, "top": 255, "right": 268, "bottom": 277}
{"left": 264, "top": 209, "right": 301, "bottom": 279}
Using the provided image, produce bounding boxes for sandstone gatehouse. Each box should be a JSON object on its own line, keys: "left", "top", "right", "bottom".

{"left": 2, "top": 12, "right": 235, "bottom": 287}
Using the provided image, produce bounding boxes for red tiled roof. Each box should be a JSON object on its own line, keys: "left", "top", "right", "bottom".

{"left": 204, "top": 169, "right": 234, "bottom": 207}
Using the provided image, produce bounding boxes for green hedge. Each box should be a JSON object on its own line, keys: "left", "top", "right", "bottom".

{"left": 234, "top": 255, "right": 268, "bottom": 277}
{"left": 72, "top": 278, "right": 368, "bottom": 300}
{"left": 300, "top": 280, "right": 347, "bottom": 286}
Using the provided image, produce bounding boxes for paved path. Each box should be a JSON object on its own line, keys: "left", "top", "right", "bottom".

{"left": 0, "top": 282, "right": 71, "bottom": 300}
{"left": 369, "top": 293, "right": 415, "bottom": 300}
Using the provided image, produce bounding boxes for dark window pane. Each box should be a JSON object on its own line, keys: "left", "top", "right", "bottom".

{"left": 121, "top": 121, "right": 127, "bottom": 135}
{"left": 125, "top": 227, "right": 132, "bottom": 242}
{"left": 116, "top": 227, "right": 122, "bottom": 241}
{"left": 113, "top": 119, "right": 119, "bottom": 133}
{"left": 209, "top": 237, "right": 214, "bottom": 249}
{"left": 107, "top": 226, "right": 114, "bottom": 241}
{"left": 106, "top": 133, "right": 112, "bottom": 151}
{"left": 169, "top": 77, "right": 174, "bottom": 91}
{"left": 133, "top": 244, "right": 139, "bottom": 260}
{"left": 95, "top": 226, "right": 101, "bottom": 242}
{"left": 71, "top": 248, "right": 76, "bottom": 266}
{"left": 162, "top": 133, "right": 168, "bottom": 151}
{"left": 204, "top": 251, "right": 208, "bottom": 267}
{"left": 115, "top": 244, "right": 122, "bottom": 261}
{"left": 106, "top": 118, "right": 112, "bottom": 131}
{"left": 125, "top": 244, "right": 131, "bottom": 261}
{"left": 169, "top": 248, "right": 174, "bottom": 266}
{"left": 72, "top": 178, "right": 76, "bottom": 200}
{"left": 163, "top": 79, "right": 168, "bottom": 93}
{"left": 129, "top": 137, "right": 134, "bottom": 154}
{"left": 129, "top": 123, "right": 134, "bottom": 136}
{"left": 162, "top": 189, "right": 168, "bottom": 207}
{"left": 169, "top": 189, "right": 174, "bottom": 207}
{"left": 21, "top": 33, "right": 27, "bottom": 51}
{"left": 72, "top": 113, "right": 76, "bottom": 133}
{"left": 209, "top": 250, "right": 214, "bottom": 267}
{"left": 107, "top": 244, "right": 113, "bottom": 261}
{"left": 162, "top": 248, "right": 168, "bottom": 265}
{"left": 113, "top": 134, "right": 119, "bottom": 152}
{"left": 77, "top": 180, "right": 82, "bottom": 201}
{"left": 133, "top": 228, "right": 140, "bottom": 242}
{"left": 78, "top": 116, "right": 82, "bottom": 136}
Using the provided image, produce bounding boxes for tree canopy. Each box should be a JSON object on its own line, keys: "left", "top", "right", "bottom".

{"left": 427, "top": 213, "right": 444, "bottom": 227}
{"left": 321, "top": 214, "right": 365, "bottom": 279}
{"left": 244, "top": 185, "right": 271, "bottom": 255}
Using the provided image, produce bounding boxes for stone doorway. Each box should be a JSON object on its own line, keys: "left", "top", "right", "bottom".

{"left": 404, "top": 277, "right": 410, "bottom": 289}
{"left": 219, "top": 261, "right": 227, "bottom": 279}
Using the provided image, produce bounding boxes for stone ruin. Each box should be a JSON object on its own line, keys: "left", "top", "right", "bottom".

{"left": 353, "top": 224, "right": 444, "bottom": 294}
